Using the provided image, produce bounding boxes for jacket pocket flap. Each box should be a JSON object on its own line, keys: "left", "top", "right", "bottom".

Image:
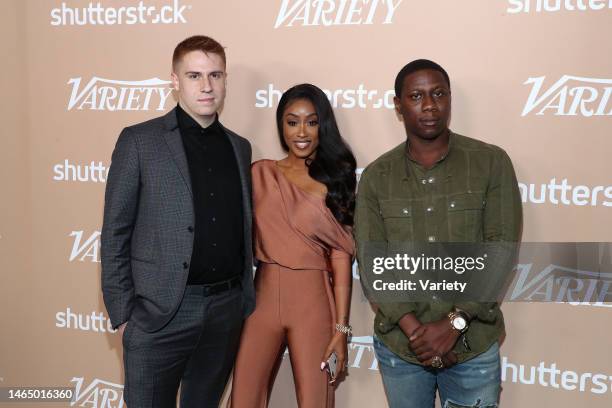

{"left": 448, "top": 193, "right": 485, "bottom": 211}
{"left": 380, "top": 201, "right": 412, "bottom": 218}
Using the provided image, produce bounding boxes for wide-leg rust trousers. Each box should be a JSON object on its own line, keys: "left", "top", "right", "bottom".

{"left": 230, "top": 262, "right": 336, "bottom": 408}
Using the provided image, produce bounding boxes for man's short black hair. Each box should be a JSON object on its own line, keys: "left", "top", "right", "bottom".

{"left": 394, "top": 59, "right": 451, "bottom": 98}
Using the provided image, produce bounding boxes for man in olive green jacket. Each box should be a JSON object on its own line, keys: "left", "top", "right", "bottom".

{"left": 355, "top": 59, "right": 522, "bottom": 408}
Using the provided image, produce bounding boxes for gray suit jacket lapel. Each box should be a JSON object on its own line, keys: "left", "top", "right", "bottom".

{"left": 162, "top": 109, "right": 193, "bottom": 197}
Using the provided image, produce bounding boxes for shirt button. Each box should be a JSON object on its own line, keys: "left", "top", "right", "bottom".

{"left": 402, "top": 208, "right": 409, "bottom": 215}
{"left": 183, "top": 262, "right": 189, "bottom": 269}
{"left": 212, "top": 267, "right": 216, "bottom": 272}
{"left": 212, "top": 217, "right": 216, "bottom": 222}
{"left": 428, "top": 177, "right": 435, "bottom": 184}
{"left": 450, "top": 202, "right": 456, "bottom": 208}
{"left": 187, "top": 226, "right": 194, "bottom": 232}
{"left": 426, "top": 207, "right": 434, "bottom": 213}
{"left": 212, "top": 243, "right": 217, "bottom": 247}
{"left": 428, "top": 236, "right": 436, "bottom": 242}
{"left": 210, "top": 192, "right": 215, "bottom": 197}
{"left": 421, "top": 179, "right": 427, "bottom": 185}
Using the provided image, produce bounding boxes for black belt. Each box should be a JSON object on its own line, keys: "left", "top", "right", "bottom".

{"left": 200, "top": 276, "right": 241, "bottom": 296}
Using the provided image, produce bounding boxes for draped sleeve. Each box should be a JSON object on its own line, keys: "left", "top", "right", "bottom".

{"left": 251, "top": 160, "right": 354, "bottom": 271}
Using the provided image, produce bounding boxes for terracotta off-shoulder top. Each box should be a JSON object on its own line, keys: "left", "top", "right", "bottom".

{"left": 251, "top": 159, "right": 354, "bottom": 271}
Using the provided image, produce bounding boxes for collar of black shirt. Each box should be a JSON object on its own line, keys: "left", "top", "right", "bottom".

{"left": 176, "top": 103, "right": 221, "bottom": 133}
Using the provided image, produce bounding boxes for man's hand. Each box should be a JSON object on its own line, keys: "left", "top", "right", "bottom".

{"left": 441, "top": 351, "right": 458, "bottom": 368}
{"left": 398, "top": 313, "right": 421, "bottom": 338}
{"left": 409, "top": 319, "right": 460, "bottom": 363}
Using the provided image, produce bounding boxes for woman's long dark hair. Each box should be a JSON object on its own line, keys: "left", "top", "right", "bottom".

{"left": 276, "top": 84, "right": 357, "bottom": 226}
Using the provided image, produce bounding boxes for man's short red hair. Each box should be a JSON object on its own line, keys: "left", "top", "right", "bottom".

{"left": 172, "top": 35, "right": 226, "bottom": 71}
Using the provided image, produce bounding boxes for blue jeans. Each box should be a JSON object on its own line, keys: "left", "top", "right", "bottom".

{"left": 374, "top": 336, "right": 501, "bottom": 408}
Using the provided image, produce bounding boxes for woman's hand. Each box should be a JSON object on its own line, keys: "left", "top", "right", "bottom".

{"left": 321, "top": 331, "right": 349, "bottom": 384}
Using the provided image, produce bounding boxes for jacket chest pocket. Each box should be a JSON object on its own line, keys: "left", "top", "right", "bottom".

{"left": 447, "top": 193, "right": 485, "bottom": 241}
{"left": 380, "top": 201, "right": 414, "bottom": 241}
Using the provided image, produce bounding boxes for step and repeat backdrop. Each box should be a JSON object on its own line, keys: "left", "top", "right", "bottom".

{"left": 1, "top": 0, "right": 611, "bottom": 407}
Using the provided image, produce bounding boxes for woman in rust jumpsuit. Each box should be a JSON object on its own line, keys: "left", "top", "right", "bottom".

{"left": 230, "top": 84, "right": 357, "bottom": 408}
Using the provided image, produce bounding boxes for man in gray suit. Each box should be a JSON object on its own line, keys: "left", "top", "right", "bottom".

{"left": 101, "top": 35, "right": 255, "bottom": 408}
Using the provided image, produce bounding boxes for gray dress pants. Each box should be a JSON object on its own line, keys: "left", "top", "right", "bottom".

{"left": 122, "top": 285, "right": 244, "bottom": 408}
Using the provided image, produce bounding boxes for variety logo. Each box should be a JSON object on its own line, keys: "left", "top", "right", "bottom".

{"left": 348, "top": 336, "right": 379, "bottom": 370}
{"left": 502, "top": 357, "right": 612, "bottom": 394}
{"left": 69, "top": 231, "right": 101, "bottom": 263}
{"left": 255, "top": 84, "right": 394, "bottom": 109}
{"left": 67, "top": 77, "right": 173, "bottom": 111}
{"left": 70, "top": 377, "right": 124, "bottom": 408}
{"left": 51, "top": 0, "right": 190, "bottom": 26}
{"left": 521, "top": 75, "right": 612, "bottom": 116}
{"left": 284, "top": 335, "right": 379, "bottom": 369}
{"left": 275, "top": 0, "right": 403, "bottom": 28}
{"left": 507, "top": 0, "right": 612, "bottom": 14}
{"left": 54, "top": 160, "right": 109, "bottom": 183}
{"left": 56, "top": 307, "right": 116, "bottom": 333}
{"left": 509, "top": 263, "right": 612, "bottom": 307}
{"left": 519, "top": 179, "right": 612, "bottom": 207}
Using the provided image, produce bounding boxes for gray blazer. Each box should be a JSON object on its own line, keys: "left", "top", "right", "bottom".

{"left": 101, "top": 108, "right": 255, "bottom": 332}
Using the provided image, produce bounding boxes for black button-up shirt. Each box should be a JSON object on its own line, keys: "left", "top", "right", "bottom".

{"left": 176, "top": 104, "right": 244, "bottom": 284}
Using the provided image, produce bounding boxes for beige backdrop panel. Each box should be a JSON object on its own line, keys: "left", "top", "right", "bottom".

{"left": 0, "top": 0, "right": 34, "bottom": 401}
{"left": 2, "top": 0, "right": 610, "bottom": 407}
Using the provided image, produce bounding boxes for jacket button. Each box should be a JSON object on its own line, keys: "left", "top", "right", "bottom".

{"left": 183, "top": 262, "right": 189, "bottom": 269}
{"left": 187, "top": 226, "right": 194, "bottom": 232}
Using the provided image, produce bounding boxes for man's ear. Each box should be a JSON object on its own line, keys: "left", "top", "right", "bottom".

{"left": 171, "top": 71, "right": 179, "bottom": 91}
{"left": 393, "top": 96, "right": 402, "bottom": 115}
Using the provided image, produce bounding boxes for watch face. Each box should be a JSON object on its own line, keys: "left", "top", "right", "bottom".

{"left": 453, "top": 316, "right": 467, "bottom": 331}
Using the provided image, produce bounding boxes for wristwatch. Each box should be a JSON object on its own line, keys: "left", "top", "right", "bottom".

{"left": 448, "top": 310, "right": 469, "bottom": 334}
